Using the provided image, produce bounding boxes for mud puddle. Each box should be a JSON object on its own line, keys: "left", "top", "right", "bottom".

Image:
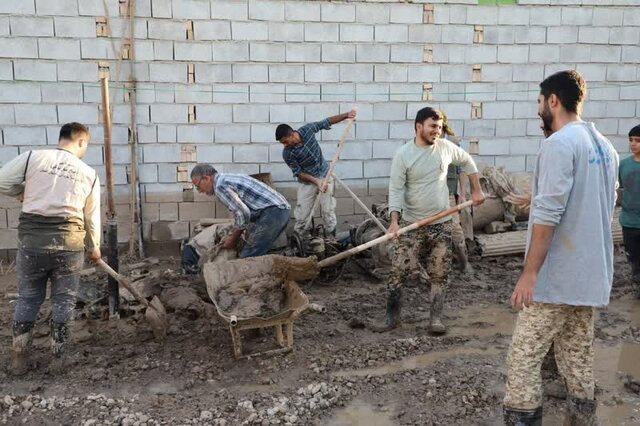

{"left": 447, "top": 303, "right": 515, "bottom": 337}
{"left": 327, "top": 399, "right": 395, "bottom": 426}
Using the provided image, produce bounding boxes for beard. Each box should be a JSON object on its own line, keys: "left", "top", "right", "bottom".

{"left": 539, "top": 103, "right": 554, "bottom": 134}
{"left": 420, "top": 129, "right": 439, "bottom": 145}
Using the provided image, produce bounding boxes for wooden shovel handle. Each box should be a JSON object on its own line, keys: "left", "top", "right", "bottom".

{"left": 95, "top": 259, "right": 150, "bottom": 308}
{"left": 317, "top": 200, "right": 474, "bottom": 268}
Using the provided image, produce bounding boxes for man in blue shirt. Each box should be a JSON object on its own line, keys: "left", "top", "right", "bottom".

{"left": 275, "top": 110, "right": 356, "bottom": 236}
{"left": 191, "top": 164, "right": 290, "bottom": 258}
{"left": 503, "top": 71, "right": 618, "bottom": 426}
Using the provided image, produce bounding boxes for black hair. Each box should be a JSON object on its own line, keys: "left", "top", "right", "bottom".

{"left": 629, "top": 124, "right": 640, "bottom": 138}
{"left": 59, "top": 122, "right": 89, "bottom": 142}
{"left": 275, "top": 124, "right": 295, "bottom": 141}
{"left": 414, "top": 107, "right": 443, "bottom": 131}
{"left": 539, "top": 70, "right": 587, "bottom": 115}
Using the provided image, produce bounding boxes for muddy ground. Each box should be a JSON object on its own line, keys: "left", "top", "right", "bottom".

{"left": 0, "top": 249, "right": 639, "bottom": 425}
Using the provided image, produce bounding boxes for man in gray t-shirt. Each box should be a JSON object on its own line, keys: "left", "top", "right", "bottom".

{"left": 503, "top": 71, "right": 619, "bottom": 426}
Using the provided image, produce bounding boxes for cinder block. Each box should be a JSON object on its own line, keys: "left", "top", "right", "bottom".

{"left": 390, "top": 45, "right": 423, "bottom": 63}
{"left": 356, "top": 44, "right": 390, "bottom": 63}
{"left": 10, "top": 17, "right": 53, "bottom": 36}
{"left": 105, "top": 17, "right": 147, "bottom": 39}
{"left": 515, "top": 27, "right": 547, "bottom": 44}
{"left": 406, "top": 65, "right": 441, "bottom": 83}
{"left": 151, "top": 105, "right": 188, "bottom": 124}
{"left": 561, "top": 7, "right": 593, "bottom": 25}
{"left": 321, "top": 3, "right": 355, "bottom": 23}
{"left": 528, "top": 6, "right": 561, "bottom": 25}
{"left": 305, "top": 64, "right": 339, "bottom": 83}
{"left": 249, "top": 0, "right": 284, "bottom": 21}
{"left": 0, "top": 0, "right": 35, "bottom": 14}
{"left": 340, "top": 24, "right": 374, "bottom": 42}
{"left": 177, "top": 125, "right": 214, "bottom": 143}
{"left": 157, "top": 124, "right": 177, "bottom": 143}
{"left": 464, "top": 119, "right": 496, "bottom": 137}
{"left": 582, "top": 101, "right": 607, "bottom": 118}
{"left": 150, "top": 0, "right": 171, "bottom": 18}
{"left": 0, "top": 229, "right": 18, "bottom": 250}
{"left": 197, "top": 144, "right": 233, "bottom": 163}
{"left": 495, "top": 120, "right": 527, "bottom": 138}
{"left": 499, "top": 7, "right": 530, "bottom": 25}
{"left": 194, "top": 21, "right": 231, "bottom": 41}
{"left": 496, "top": 82, "right": 531, "bottom": 101}
{"left": 389, "top": 83, "right": 422, "bottom": 102}
{"left": 3, "top": 127, "right": 47, "bottom": 146}
{"left": 233, "top": 145, "right": 269, "bottom": 163}
{"left": 250, "top": 124, "right": 276, "bottom": 143}
{"left": 440, "top": 65, "right": 471, "bottom": 83}
{"left": 0, "top": 105, "right": 14, "bottom": 125}
{"left": 269, "top": 22, "right": 304, "bottom": 42}
{"left": 233, "top": 104, "right": 269, "bottom": 123}
{"left": 322, "top": 44, "right": 355, "bottom": 63}
{"left": 148, "top": 20, "right": 186, "bottom": 40}
{"left": 215, "top": 125, "right": 251, "bottom": 143}
{"left": 258, "top": 163, "right": 293, "bottom": 182}
{"left": 270, "top": 104, "right": 304, "bottom": 123}
{"left": 172, "top": 0, "right": 210, "bottom": 19}
{"left": 58, "top": 105, "right": 99, "bottom": 125}
{"left": 622, "top": 46, "right": 640, "bottom": 63}
{"left": 138, "top": 164, "right": 158, "bottom": 184}
{"left": 321, "top": 83, "right": 354, "bottom": 102}
{"left": 232, "top": 21, "right": 268, "bottom": 41}
{"left": 174, "top": 42, "right": 212, "bottom": 62}
{"left": 593, "top": 8, "right": 623, "bottom": 26}
{"left": 514, "top": 102, "right": 538, "bottom": 119}
{"left": 375, "top": 25, "right": 408, "bottom": 43}
{"left": 80, "top": 39, "right": 115, "bottom": 60}
{"left": 495, "top": 156, "right": 526, "bottom": 173}
{"left": 35, "top": 0, "right": 77, "bottom": 15}
{"left": 305, "top": 23, "right": 339, "bottom": 42}
{"left": 149, "top": 63, "right": 185, "bottom": 83}
{"left": 0, "top": 38, "right": 38, "bottom": 59}
{"left": 591, "top": 118, "right": 619, "bottom": 135}
{"left": 212, "top": 84, "right": 249, "bottom": 103}
{"left": 286, "top": 44, "right": 321, "bottom": 63}
{"left": 363, "top": 160, "right": 391, "bottom": 178}
{"left": 151, "top": 221, "right": 190, "bottom": 241}
{"left": 159, "top": 203, "right": 178, "bottom": 221}
{"left": 448, "top": 5, "right": 467, "bottom": 24}
{"left": 547, "top": 26, "right": 578, "bottom": 44}
{"left": 374, "top": 65, "right": 407, "bottom": 83}
{"left": 433, "top": 45, "right": 464, "bottom": 64}
{"left": 529, "top": 45, "right": 560, "bottom": 63}
{"left": 559, "top": 45, "right": 592, "bottom": 63}
{"left": 179, "top": 202, "right": 215, "bottom": 221}
{"left": 466, "top": 6, "right": 498, "bottom": 25}
{"left": 441, "top": 25, "right": 473, "bottom": 44}
{"left": 334, "top": 161, "right": 363, "bottom": 179}
{"left": 153, "top": 41, "right": 174, "bottom": 60}
{"left": 372, "top": 139, "right": 405, "bottom": 158}
{"left": 355, "top": 3, "right": 389, "bottom": 24}
{"left": 483, "top": 102, "right": 514, "bottom": 120}
{"left": 578, "top": 27, "right": 610, "bottom": 44}
{"left": 373, "top": 103, "right": 406, "bottom": 121}
{"left": 14, "top": 60, "right": 56, "bottom": 82}
{"left": 478, "top": 138, "right": 510, "bottom": 155}
{"left": 14, "top": 105, "right": 57, "bottom": 126}
{"left": 0, "top": 82, "right": 40, "bottom": 103}
{"left": 250, "top": 42, "right": 285, "bottom": 62}
{"left": 304, "top": 103, "right": 340, "bottom": 122}
{"left": 590, "top": 45, "right": 621, "bottom": 63}
{"left": 484, "top": 27, "right": 515, "bottom": 44}
{"left": 341, "top": 141, "right": 372, "bottom": 160}
{"left": 609, "top": 27, "right": 640, "bottom": 45}
{"left": 143, "top": 144, "right": 181, "bottom": 164}
{"left": 339, "top": 64, "right": 374, "bottom": 83}
{"left": 212, "top": 41, "right": 249, "bottom": 62}
{"left": 498, "top": 46, "right": 529, "bottom": 64}
{"left": 250, "top": 83, "right": 285, "bottom": 103}
{"left": 285, "top": 2, "right": 320, "bottom": 22}
{"left": 442, "top": 102, "right": 471, "bottom": 120}
{"left": 211, "top": 0, "right": 248, "bottom": 20}
{"left": 0, "top": 60, "right": 12, "bottom": 80}
{"left": 408, "top": 25, "right": 441, "bottom": 43}
{"left": 465, "top": 46, "right": 497, "bottom": 64}
{"left": 286, "top": 84, "right": 320, "bottom": 102}
{"left": 195, "top": 64, "right": 232, "bottom": 84}
{"left": 389, "top": 4, "right": 422, "bottom": 24}
{"left": 603, "top": 100, "right": 636, "bottom": 118}
{"left": 269, "top": 65, "right": 304, "bottom": 83}
{"left": 356, "top": 122, "right": 389, "bottom": 140}
{"left": 233, "top": 64, "right": 268, "bottom": 83}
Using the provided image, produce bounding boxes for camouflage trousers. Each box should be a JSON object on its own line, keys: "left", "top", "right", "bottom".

{"left": 387, "top": 220, "right": 453, "bottom": 301}
{"left": 504, "top": 303, "right": 595, "bottom": 409}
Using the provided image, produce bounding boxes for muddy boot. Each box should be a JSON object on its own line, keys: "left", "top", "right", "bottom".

{"left": 370, "top": 289, "right": 401, "bottom": 333}
{"left": 10, "top": 321, "right": 34, "bottom": 376}
{"left": 48, "top": 321, "right": 70, "bottom": 374}
{"left": 563, "top": 397, "right": 597, "bottom": 426}
{"left": 503, "top": 407, "right": 542, "bottom": 426}
{"left": 453, "top": 242, "right": 472, "bottom": 274}
{"left": 429, "top": 294, "right": 446, "bottom": 335}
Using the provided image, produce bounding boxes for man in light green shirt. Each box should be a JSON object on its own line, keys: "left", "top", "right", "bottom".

{"left": 378, "top": 107, "right": 485, "bottom": 334}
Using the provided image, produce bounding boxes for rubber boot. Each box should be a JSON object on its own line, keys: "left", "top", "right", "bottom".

{"left": 48, "top": 321, "right": 70, "bottom": 374}
{"left": 563, "top": 397, "right": 597, "bottom": 426}
{"left": 453, "top": 241, "right": 472, "bottom": 274}
{"left": 429, "top": 293, "right": 446, "bottom": 335}
{"left": 503, "top": 407, "right": 543, "bottom": 426}
{"left": 10, "top": 321, "right": 34, "bottom": 376}
{"left": 370, "top": 289, "right": 401, "bottom": 333}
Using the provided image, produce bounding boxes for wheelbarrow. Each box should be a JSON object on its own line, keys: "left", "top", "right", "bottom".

{"left": 202, "top": 202, "right": 471, "bottom": 359}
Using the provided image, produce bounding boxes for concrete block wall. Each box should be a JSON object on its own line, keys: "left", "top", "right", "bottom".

{"left": 0, "top": 0, "right": 639, "bottom": 248}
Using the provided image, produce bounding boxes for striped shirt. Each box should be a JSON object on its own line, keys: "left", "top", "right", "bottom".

{"left": 282, "top": 118, "right": 332, "bottom": 179}
{"left": 213, "top": 173, "right": 290, "bottom": 229}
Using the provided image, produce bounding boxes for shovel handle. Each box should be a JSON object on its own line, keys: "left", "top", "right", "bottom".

{"left": 317, "top": 200, "right": 474, "bottom": 269}
{"left": 95, "top": 259, "right": 151, "bottom": 308}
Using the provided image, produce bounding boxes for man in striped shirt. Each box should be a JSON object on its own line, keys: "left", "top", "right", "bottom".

{"left": 191, "top": 164, "right": 290, "bottom": 258}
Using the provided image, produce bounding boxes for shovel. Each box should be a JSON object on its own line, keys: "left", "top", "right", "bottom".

{"left": 204, "top": 201, "right": 474, "bottom": 287}
{"left": 95, "top": 259, "right": 168, "bottom": 342}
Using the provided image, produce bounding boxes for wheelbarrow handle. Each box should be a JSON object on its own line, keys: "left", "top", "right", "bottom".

{"left": 95, "top": 259, "right": 151, "bottom": 309}
{"left": 317, "top": 200, "right": 474, "bottom": 269}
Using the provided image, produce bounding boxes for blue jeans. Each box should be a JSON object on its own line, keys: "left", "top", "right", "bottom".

{"left": 14, "top": 248, "right": 84, "bottom": 324}
{"left": 240, "top": 206, "right": 290, "bottom": 258}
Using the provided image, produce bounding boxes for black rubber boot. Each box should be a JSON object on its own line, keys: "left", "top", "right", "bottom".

{"left": 429, "top": 293, "right": 446, "bottom": 335}
{"left": 370, "top": 289, "right": 401, "bottom": 333}
{"left": 503, "top": 406, "right": 543, "bottom": 426}
{"left": 50, "top": 321, "right": 70, "bottom": 358}
{"left": 453, "top": 241, "right": 472, "bottom": 274}
{"left": 563, "top": 397, "right": 597, "bottom": 426}
{"left": 11, "top": 321, "right": 34, "bottom": 376}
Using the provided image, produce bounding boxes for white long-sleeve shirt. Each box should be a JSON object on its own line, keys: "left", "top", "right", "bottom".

{"left": 0, "top": 149, "right": 101, "bottom": 251}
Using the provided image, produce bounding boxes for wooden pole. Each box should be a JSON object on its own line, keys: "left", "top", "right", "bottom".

{"left": 101, "top": 76, "right": 119, "bottom": 318}
{"left": 332, "top": 174, "right": 387, "bottom": 233}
